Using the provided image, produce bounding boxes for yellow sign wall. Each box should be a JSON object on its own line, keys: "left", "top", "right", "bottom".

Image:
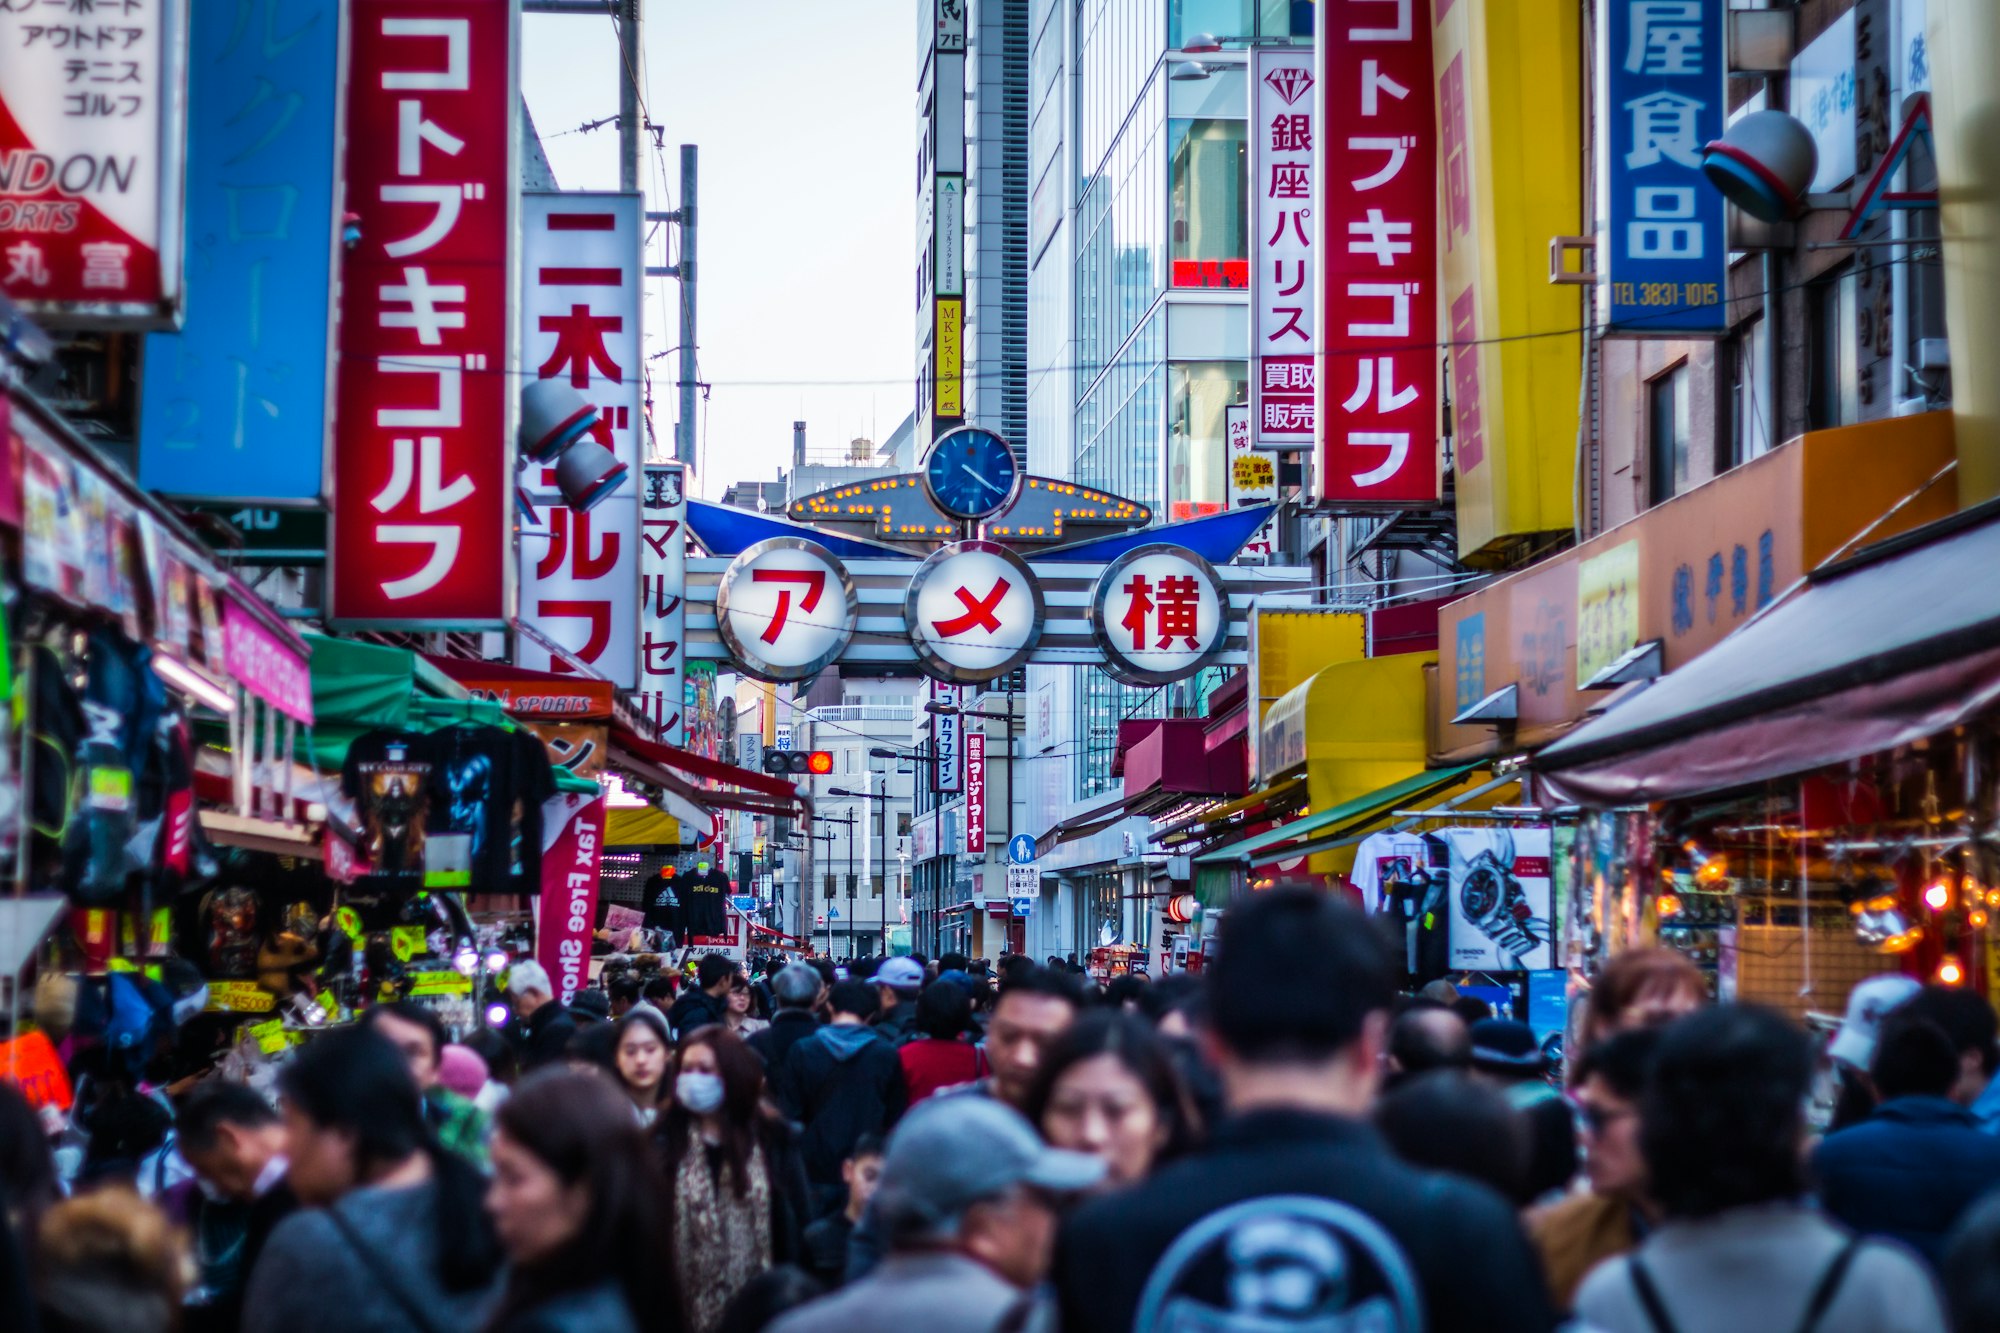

{"left": 936, "top": 297, "right": 963, "bottom": 420}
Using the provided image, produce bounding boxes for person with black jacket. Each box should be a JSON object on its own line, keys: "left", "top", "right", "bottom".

{"left": 772, "top": 980, "right": 908, "bottom": 1199}
{"left": 670, "top": 954, "right": 738, "bottom": 1038}
{"left": 177, "top": 1082, "right": 300, "bottom": 1333}
{"left": 1053, "top": 888, "right": 1558, "bottom": 1333}
{"left": 509, "top": 961, "right": 578, "bottom": 1072}
{"left": 749, "top": 963, "right": 824, "bottom": 1070}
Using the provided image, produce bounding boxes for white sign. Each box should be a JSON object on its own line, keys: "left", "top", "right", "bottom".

{"left": 965, "top": 730, "right": 987, "bottom": 858}
{"left": 1007, "top": 863, "right": 1038, "bottom": 895}
{"left": 1224, "top": 404, "right": 1278, "bottom": 561}
{"left": 1088, "top": 544, "right": 1231, "bottom": 685}
{"left": 1442, "top": 826, "right": 1555, "bottom": 971}
{"left": 935, "top": 174, "right": 965, "bottom": 297}
{"left": 641, "top": 464, "right": 688, "bottom": 743}
{"left": 519, "top": 193, "right": 645, "bottom": 688}
{"left": 931, "top": 680, "right": 963, "bottom": 792}
{"left": 1790, "top": 10, "right": 1857, "bottom": 193}
{"left": 715, "top": 538, "right": 858, "bottom": 681}
{"left": 936, "top": 0, "right": 966, "bottom": 51}
{"left": 1253, "top": 49, "right": 1318, "bottom": 448}
{"left": 907, "top": 541, "right": 1045, "bottom": 682}
{"left": 1902, "top": 0, "right": 1930, "bottom": 94}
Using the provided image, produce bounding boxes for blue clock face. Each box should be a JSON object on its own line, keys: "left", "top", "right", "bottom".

{"left": 923, "top": 427, "right": 1019, "bottom": 520}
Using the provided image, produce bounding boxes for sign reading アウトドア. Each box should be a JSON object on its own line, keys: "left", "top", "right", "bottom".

{"left": 1253, "top": 49, "right": 1318, "bottom": 451}
{"left": 0, "top": 0, "right": 185, "bottom": 324}
{"left": 331, "top": 1, "right": 515, "bottom": 627}
{"left": 715, "top": 537, "right": 858, "bottom": 682}
{"left": 1088, "top": 545, "right": 1232, "bottom": 685}
{"left": 1315, "top": 0, "right": 1437, "bottom": 504}
{"left": 907, "top": 541, "right": 1044, "bottom": 683}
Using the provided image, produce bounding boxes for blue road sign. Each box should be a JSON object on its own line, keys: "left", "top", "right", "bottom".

{"left": 1009, "top": 833, "right": 1038, "bottom": 865}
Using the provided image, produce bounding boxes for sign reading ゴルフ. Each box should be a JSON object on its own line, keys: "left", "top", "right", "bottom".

{"left": 332, "top": 0, "right": 515, "bottom": 626}
{"left": 907, "top": 541, "right": 1044, "bottom": 683}
{"left": 1316, "top": 0, "right": 1438, "bottom": 504}
{"left": 0, "top": 0, "right": 184, "bottom": 322}
{"left": 1253, "top": 50, "right": 1318, "bottom": 449}
{"left": 1088, "top": 545, "right": 1231, "bottom": 685}
{"left": 715, "top": 538, "right": 857, "bottom": 682}
{"left": 518, "top": 193, "right": 643, "bottom": 685}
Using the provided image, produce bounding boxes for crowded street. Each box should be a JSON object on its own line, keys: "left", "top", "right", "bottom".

{"left": 7, "top": 0, "right": 2000, "bottom": 1329}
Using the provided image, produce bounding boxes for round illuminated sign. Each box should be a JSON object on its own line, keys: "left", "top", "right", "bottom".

{"left": 715, "top": 537, "right": 857, "bottom": 682}
{"left": 905, "top": 540, "right": 1044, "bottom": 683}
{"left": 1085, "top": 543, "right": 1232, "bottom": 685}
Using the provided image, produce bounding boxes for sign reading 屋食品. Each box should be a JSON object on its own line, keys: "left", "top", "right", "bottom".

{"left": 0, "top": 0, "right": 186, "bottom": 324}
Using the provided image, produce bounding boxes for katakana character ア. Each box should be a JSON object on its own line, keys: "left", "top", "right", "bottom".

{"left": 932, "top": 579, "right": 1009, "bottom": 637}
{"left": 1346, "top": 282, "right": 1415, "bottom": 338}
{"left": 538, "top": 304, "right": 624, "bottom": 387}
{"left": 1625, "top": 2, "right": 1703, "bottom": 76}
{"left": 1348, "top": 135, "right": 1415, "bottom": 191}
{"left": 535, "top": 599, "right": 612, "bottom": 666}
{"left": 370, "top": 435, "right": 473, "bottom": 515}
{"left": 4, "top": 241, "right": 48, "bottom": 287}
{"left": 536, "top": 508, "right": 621, "bottom": 580}
{"left": 1155, "top": 575, "right": 1202, "bottom": 649}
{"left": 1341, "top": 356, "right": 1419, "bottom": 414}
{"left": 1349, "top": 432, "right": 1410, "bottom": 488}
{"left": 376, "top": 524, "right": 460, "bottom": 600}
{"left": 1270, "top": 114, "right": 1312, "bottom": 153}
{"left": 1348, "top": 209, "right": 1414, "bottom": 266}
{"left": 749, "top": 568, "right": 826, "bottom": 645}
{"left": 1623, "top": 91, "right": 1704, "bottom": 169}
{"left": 378, "top": 266, "right": 466, "bottom": 345}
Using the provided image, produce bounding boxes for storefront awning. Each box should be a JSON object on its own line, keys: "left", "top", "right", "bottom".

{"left": 1035, "top": 790, "right": 1133, "bottom": 857}
{"left": 1194, "top": 763, "right": 1481, "bottom": 865}
{"left": 1536, "top": 500, "right": 2000, "bottom": 804}
{"left": 1152, "top": 774, "right": 1309, "bottom": 849}
{"left": 606, "top": 807, "right": 682, "bottom": 847}
{"left": 611, "top": 726, "right": 799, "bottom": 816}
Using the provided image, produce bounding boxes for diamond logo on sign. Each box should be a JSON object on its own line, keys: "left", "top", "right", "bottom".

{"left": 1264, "top": 64, "right": 1314, "bottom": 105}
{"left": 906, "top": 541, "right": 1045, "bottom": 683}
{"left": 1086, "top": 544, "right": 1232, "bottom": 686}
{"left": 715, "top": 537, "right": 858, "bottom": 682}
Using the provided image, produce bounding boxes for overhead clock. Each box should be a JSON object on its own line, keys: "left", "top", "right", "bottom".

{"left": 922, "top": 426, "right": 1020, "bottom": 521}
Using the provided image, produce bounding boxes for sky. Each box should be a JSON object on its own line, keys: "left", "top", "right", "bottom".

{"left": 520, "top": 1, "right": 919, "bottom": 498}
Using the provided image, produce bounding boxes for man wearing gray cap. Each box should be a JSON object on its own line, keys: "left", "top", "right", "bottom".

{"left": 768, "top": 1096, "right": 1103, "bottom": 1333}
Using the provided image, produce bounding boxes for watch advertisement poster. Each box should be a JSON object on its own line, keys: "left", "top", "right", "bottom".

{"left": 1442, "top": 825, "right": 1554, "bottom": 971}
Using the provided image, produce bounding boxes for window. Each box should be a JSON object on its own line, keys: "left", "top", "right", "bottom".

{"left": 897, "top": 812, "right": 912, "bottom": 837}
{"left": 1648, "top": 363, "right": 1690, "bottom": 507}
{"left": 1258, "top": 0, "right": 1314, "bottom": 38}
{"left": 1808, "top": 264, "right": 1859, "bottom": 430}
{"left": 1168, "top": 360, "right": 1248, "bottom": 516}
{"left": 1170, "top": 0, "right": 1252, "bottom": 48}
{"left": 1169, "top": 118, "right": 1248, "bottom": 289}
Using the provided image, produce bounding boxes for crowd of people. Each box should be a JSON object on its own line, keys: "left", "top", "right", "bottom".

{"left": 7, "top": 890, "right": 2000, "bottom": 1331}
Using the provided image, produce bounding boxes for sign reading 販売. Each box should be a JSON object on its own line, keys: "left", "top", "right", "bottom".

{"left": 1088, "top": 545, "right": 1232, "bottom": 685}
{"left": 331, "top": 0, "right": 516, "bottom": 627}
{"left": 1601, "top": 0, "right": 1727, "bottom": 333}
{"left": 965, "top": 730, "right": 986, "bottom": 861}
{"left": 1253, "top": 49, "right": 1318, "bottom": 450}
{"left": 0, "top": 0, "right": 185, "bottom": 323}
{"left": 907, "top": 541, "right": 1044, "bottom": 683}
{"left": 639, "top": 463, "right": 688, "bottom": 745}
{"left": 518, "top": 192, "right": 643, "bottom": 685}
{"left": 1315, "top": 0, "right": 1438, "bottom": 504}
{"left": 715, "top": 538, "right": 858, "bottom": 682}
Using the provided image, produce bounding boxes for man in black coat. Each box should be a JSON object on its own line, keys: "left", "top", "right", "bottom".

{"left": 773, "top": 979, "right": 908, "bottom": 1198}
{"left": 750, "top": 961, "right": 825, "bottom": 1069}
{"left": 1053, "top": 889, "right": 1558, "bottom": 1333}
{"left": 177, "top": 1082, "right": 300, "bottom": 1333}
{"left": 669, "top": 952, "right": 738, "bottom": 1037}
{"left": 508, "top": 959, "right": 577, "bottom": 1071}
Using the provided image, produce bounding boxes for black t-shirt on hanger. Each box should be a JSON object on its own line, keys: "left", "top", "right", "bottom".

{"left": 340, "top": 730, "right": 436, "bottom": 889}
{"left": 425, "top": 724, "right": 559, "bottom": 894}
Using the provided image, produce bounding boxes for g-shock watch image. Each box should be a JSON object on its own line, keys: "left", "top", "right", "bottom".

{"left": 1448, "top": 830, "right": 1552, "bottom": 968}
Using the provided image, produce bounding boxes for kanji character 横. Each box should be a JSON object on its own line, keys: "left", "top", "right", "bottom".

{"left": 1120, "top": 574, "right": 1153, "bottom": 648}
{"left": 1155, "top": 575, "right": 1202, "bottom": 649}
{"left": 749, "top": 567, "right": 827, "bottom": 645}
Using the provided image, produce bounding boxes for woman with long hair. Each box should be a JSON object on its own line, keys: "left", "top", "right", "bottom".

{"left": 655, "top": 1026, "right": 809, "bottom": 1333}
{"left": 1023, "top": 1009, "right": 1200, "bottom": 1189}
{"left": 613, "top": 1008, "right": 674, "bottom": 1126}
{"left": 242, "top": 1025, "right": 503, "bottom": 1333}
{"left": 484, "top": 1068, "right": 677, "bottom": 1333}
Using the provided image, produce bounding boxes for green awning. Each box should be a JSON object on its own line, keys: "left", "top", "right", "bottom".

{"left": 1193, "top": 764, "right": 1480, "bottom": 865}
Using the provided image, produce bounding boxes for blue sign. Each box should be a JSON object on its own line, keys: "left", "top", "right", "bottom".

{"left": 139, "top": 0, "right": 342, "bottom": 501}
{"left": 1454, "top": 612, "right": 1486, "bottom": 713}
{"left": 730, "top": 895, "right": 758, "bottom": 914}
{"left": 1603, "top": 0, "right": 1727, "bottom": 333}
{"left": 1008, "top": 833, "right": 1038, "bottom": 865}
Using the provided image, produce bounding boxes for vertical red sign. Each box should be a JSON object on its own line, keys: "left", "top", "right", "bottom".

{"left": 536, "top": 794, "right": 604, "bottom": 1007}
{"left": 1315, "top": 0, "right": 1438, "bottom": 505}
{"left": 965, "top": 730, "right": 986, "bottom": 861}
{"left": 331, "top": 1, "right": 515, "bottom": 626}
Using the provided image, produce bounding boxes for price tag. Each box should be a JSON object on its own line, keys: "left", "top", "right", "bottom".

{"left": 87, "top": 767, "right": 133, "bottom": 812}
{"left": 390, "top": 925, "right": 426, "bottom": 962}
{"left": 246, "top": 1018, "right": 289, "bottom": 1054}
{"left": 203, "top": 981, "right": 275, "bottom": 1014}
{"left": 408, "top": 971, "right": 473, "bottom": 996}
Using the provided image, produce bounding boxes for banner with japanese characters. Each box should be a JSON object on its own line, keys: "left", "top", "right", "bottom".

{"left": 330, "top": 0, "right": 515, "bottom": 627}
{"left": 1599, "top": 0, "right": 1726, "bottom": 333}
{"left": 517, "top": 192, "right": 642, "bottom": 685}
{"left": 1253, "top": 49, "right": 1318, "bottom": 450}
{"left": 1224, "top": 404, "right": 1278, "bottom": 560}
{"left": 0, "top": 0, "right": 185, "bottom": 323}
{"left": 639, "top": 463, "right": 687, "bottom": 745}
{"left": 1315, "top": 0, "right": 1438, "bottom": 505}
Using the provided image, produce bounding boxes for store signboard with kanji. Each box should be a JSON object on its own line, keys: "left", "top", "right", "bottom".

{"left": 0, "top": 0, "right": 185, "bottom": 323}
{"left": 639, "top": 463, "right": 687, "bottom": 745}
{"left": 931, "top": 680, "right": 963, "bottom": 793}
{"left": 1315, "top": 0, "right": 1438, "bottom": 505}
{"left": 1088, "top": 545, "right": 1232, "bottom": 685}
{"left": 1224, "top": 403, "right": 1278, "bottom": 561}
{"left": 517, "top": 192, "right": 642, "bottom": 685}
{"left": 1253, "top": 49, "right": 1318, "bottom": 450}
{"left": 1599, "top": 0, "right": 1727, "bottom": 332}
{"left": 965, "top": 730, "right": 986, "bottom": 860}
{"left": 330, "top": 0, "right": 515, "bottom": 627}
{"left": 714, "top": 537, "right": 858, "bottom": 682}
{"left": 906, "top": 541, "right": 1044, "bottom": 683}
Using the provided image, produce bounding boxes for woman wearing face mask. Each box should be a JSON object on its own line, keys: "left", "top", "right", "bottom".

{"left": 1024, "top": 1010, "right": 1199, "bottom": 1190}
{"left": 655, "top": 1027, "right": 810, "bottom": 1333}
{"left": 613, "top": 1009, "right": 674, "bottom": 1126}
{"left": 484, "top": 1068, "right": 676, "bottom": 1333}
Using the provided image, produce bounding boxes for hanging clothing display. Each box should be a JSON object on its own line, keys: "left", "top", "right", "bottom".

{"left": 1349, "top": 830, "right": 1433, "bottom": 915}
{"left": 340, "top": 729, "right": 437, "bottom": 889}
{"left": 678, "top": 860, "right": 732, "bottom": 938}
{"left": 424, "top": 724, "right": 557, "bottom": 893}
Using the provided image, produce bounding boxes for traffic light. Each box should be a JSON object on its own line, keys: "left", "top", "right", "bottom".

{"left": 763, "top": 747, "right": 834, "bottom": 776}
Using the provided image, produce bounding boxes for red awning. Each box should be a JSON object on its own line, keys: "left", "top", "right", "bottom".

{"left": 609, "top": 725, "right": 801, "bottom": 816}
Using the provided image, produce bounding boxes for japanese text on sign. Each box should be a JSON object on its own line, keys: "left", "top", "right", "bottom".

{"left": 332, "top": 1, "right": 515, "bottom": 626}
{"left": 1316, "top": 0, "right": 1438, "bottom": 504}
{"left": 965, "top": 730, "right": 986, "bottom": 858}
{"left": 1254, "top": 51, "right": 1319, "bottom": 447}
{"left": 1089, "top": 546, "right": 1230, "bottom": 685}
{"left": 1224, "top": 403, "right": 1278, "bottom": 560}
{"left": 639, "top": 463, "right": 687, "bottom": 744}
{"left": 931, "top": 681, "right": 962, "bottom": 793}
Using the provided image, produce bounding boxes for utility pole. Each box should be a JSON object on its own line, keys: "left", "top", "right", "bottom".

{"left": 523, "top": 0, "right": 645, "bottom": 192}
{"left": 646, "top": 146, "right": 699, "bottom": 467}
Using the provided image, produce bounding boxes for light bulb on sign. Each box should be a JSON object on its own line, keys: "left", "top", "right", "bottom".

{"left": 1939, "top": 959, "right": 1965, "bottom": 986}
{"left": 1924, "top": 881, "right": 1952, "bottom": 911}
{"left": 485, "top": 1003, "right": 512, "bottom": 1028}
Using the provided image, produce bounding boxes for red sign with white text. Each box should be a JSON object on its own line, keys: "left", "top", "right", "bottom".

{"left": 331, "top": 1, "right": 515, "bottom": 626}
{"left": 536, "top": 794, "right": 604, "bottom": 1007}
{"left": 965, "top": 730, "right": 986, "bottom": 860}
{"left": 1315, "top": 0, "right": 1438, "bottom": 505}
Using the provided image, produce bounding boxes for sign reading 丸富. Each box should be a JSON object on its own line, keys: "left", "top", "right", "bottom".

{"left": 0, "top": 0, "right": 185, "bottom": 324}
{"left": 1088, "top": 545, "right": 1232, "bottom": 685}
{"left": 331, "top": 0, "right": 516, "bottom": 627}
{"left": 1315, "top": 0, "right": 1438, "bottom": 504}
{"left": 518, "top": 192, "right": 643, "bottom": 685}
{"left": 714, "top": 538, "right": 857, "bottom": 682}
{"left": 639, "top": 463, "right": 688, "bottom": 745}
{"left": 1253, "top": 49, "right": 1318, "bottom": 449}
{"left": 906, "top": 541, "right": 1044, "bottom": 683}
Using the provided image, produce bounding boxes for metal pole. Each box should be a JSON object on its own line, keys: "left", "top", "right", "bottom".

{"left": 676, "top": 145, "right": 698, "bottom": 465}
{"left": 846, "top": 810, "right": 856, "bottom": 962}
{"left": 617, "top": 0, "right": 642, "bottom": 192}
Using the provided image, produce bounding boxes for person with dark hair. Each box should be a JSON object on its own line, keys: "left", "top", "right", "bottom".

{"left": 800, "top": 1135, "right": 883, "bottom": 1290}
{"left": 937, "top": 951, "right": 971, "bottom": 976}
{"left": 977, "top": 965, "right": 1082, "bottom": 1111}
{"left": 607, "top": 974, "right": 642, "bottom": 1019}
{"left": 176, "top": 1082, "right": 298, "bottom": 1332}
{"left": 1470, "top": 1017, "right": 1576, "bottom": 1202}
{"left": 362, "top": 998, "right": 490, "bottom": 1167}
{"left": 508, "top": 961, "right": 578, "bottom": 1072}
{"left": 1025, "top": 1010, "right": 1198, "bottom": 1188}
{"left": 1897, "top": 984, "right": 2000, "bottom": 1132}
{"left": 612, "top": 1007, "right": 675, "bottom": 1126}
{"left": 1812, "top": 1005, "right": 2000, "bottom": 1265}
{"left": 725, "top": 973, "right": 768, "bottom": 1039}
{"left": 772, "top": 979, "right": 907, "bottom": 1200}
{"left": 484, "top": 1068, "right": 674, "bottom": 1333}
{"left": 749, "top": 964, "right": 824, "bottom": 1072}
{"left": 1576, "top": 1005, "right": 1945, "bottom": 1333}
{"left": 656, "top": 1026, "right": 810, "bottom": 1333}
{"left": 898, "top": 981, "right": 985, "bottom": 1106}
{"left": 1383, "top": 999, "right": 1472, "bottom": 1089}
{"left": 714, "top": 1266, "right": 823, "bottom": 1333}
{"left": 0, "top": 1081, "right": 57, "bottom": 1244}
{"left": 642, "top": 975, "right": 679, "bottom": 1013}
{"left": 1450, "top": 993, "right": 1495, "bottom": 1025}
{"left": 1054, "top": 889, "right": 1556, "bottom": 1332}
{"left": 865, "top": 958, "right": 925, "bottom": 1045}
{"left": 1529, "top": 1028, "right": 1662, "bottom": 1310}
{"left": 1374, "top": 1070, "right": 1530, "bottom": 1204}
{"left": 671, "top": 954, "right": 739, "bottom": 1039}
{"left": 463, "top": 1027, "right": 520, "bottom": 1112}
{"left": 1943, "top": 1188, "right": 2000, "bottom": 1333}
{"left": 243, "top": 1025, "right": 503, "bottom": 1332}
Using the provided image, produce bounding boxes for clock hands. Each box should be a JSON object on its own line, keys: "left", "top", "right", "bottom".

{"left": 962, "top": 464, "right": 1005, "bottom": 496}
